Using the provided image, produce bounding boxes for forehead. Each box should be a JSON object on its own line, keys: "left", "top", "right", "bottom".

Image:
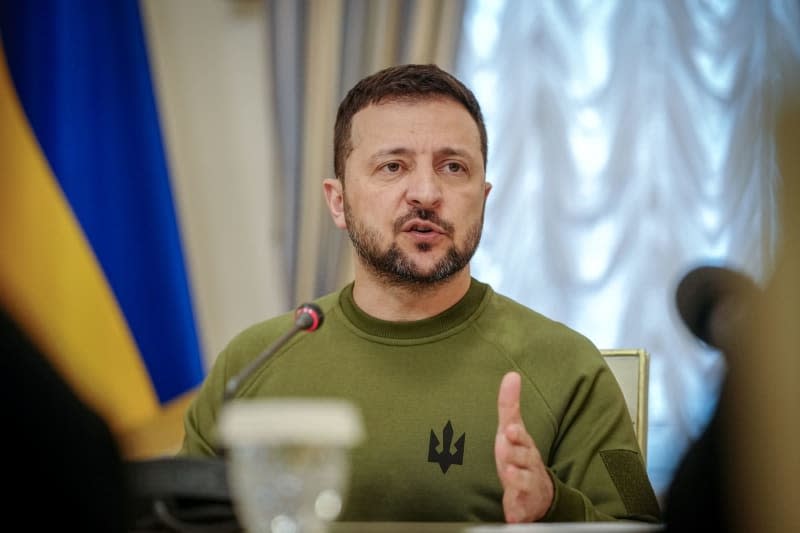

{"left": 348, "top": 98, "right": 483, "bottom": 158}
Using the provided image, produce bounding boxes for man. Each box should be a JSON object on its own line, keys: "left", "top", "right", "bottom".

{"left": 181, "top": 64, "right": 661, "bottom": 523}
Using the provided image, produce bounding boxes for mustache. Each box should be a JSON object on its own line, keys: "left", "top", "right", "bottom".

{"left": 393, "top": 208, "right": 455, "bottom": 235}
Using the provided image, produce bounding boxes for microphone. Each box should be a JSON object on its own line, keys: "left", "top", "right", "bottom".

{"left": 126, "top": 305, "right": 324, "bottom": 531}
{"left": 675, "top": 265, "right": 759, "bottom": 351}
{"left": 222, "top": 303, "right": 324, "bottom": 402}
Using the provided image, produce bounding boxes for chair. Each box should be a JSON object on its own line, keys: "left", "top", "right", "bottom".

{"left": 601, "top": 348, "right": 650, "bottom": 463}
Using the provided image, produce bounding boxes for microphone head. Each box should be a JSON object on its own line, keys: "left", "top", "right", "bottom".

{"left": 675, "top": 265, "right": 758, "bottom": 349}
{"left": 294, "top": 303, "right": 324, "bottom": 332}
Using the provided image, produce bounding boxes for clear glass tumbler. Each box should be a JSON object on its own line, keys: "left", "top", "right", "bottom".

{"left": 217, "top": 399, "right": 364, "bottom": 533}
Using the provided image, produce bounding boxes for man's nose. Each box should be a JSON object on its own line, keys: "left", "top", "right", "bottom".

{"left": 405, "top": 167, "right": 443, "bottom": 208}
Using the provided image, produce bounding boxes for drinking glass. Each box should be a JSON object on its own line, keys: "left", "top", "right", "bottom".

{"left": 217, "top": 398, "right": 364, "bottom": 533}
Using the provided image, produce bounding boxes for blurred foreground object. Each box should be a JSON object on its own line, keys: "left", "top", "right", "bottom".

{"left": 665, "top": 95, "right": 800, "bottom": 532}
{"left": 728, "top": 93, "right": 800, "bottom": 533}
{"left": 218, "top": 398, "right": 365, "bottom": 533}
{"left": 675, "top": 266, "right": 760, "bottom": 353}
{"left": 666, "top": 264, "right": 759, "bottom": 532}
{"left": 0, "top": 305, "right": 127, "bottom": 532}
{"left": 125, "top": 455, "right": 236, "bottom": 532}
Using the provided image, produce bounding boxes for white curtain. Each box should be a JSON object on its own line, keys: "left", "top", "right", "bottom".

{"left": 455, "top": 0, "right": 800, "bottom": 498}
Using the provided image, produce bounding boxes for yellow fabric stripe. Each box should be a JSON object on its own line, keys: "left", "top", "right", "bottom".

{"left": 0, "top": 45, "right": 159, "bottom": 435}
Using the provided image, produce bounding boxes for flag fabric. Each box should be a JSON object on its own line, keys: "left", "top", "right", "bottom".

{"left": 0, "top": 1, "right": 204, "bottom": 435}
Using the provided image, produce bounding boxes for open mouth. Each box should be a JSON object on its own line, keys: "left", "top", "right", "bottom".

{"left": 410, "top": 225, "right": 434, "bottom": 233}
{"left": 402, "top": 220, "right": 445, "bottom": 235}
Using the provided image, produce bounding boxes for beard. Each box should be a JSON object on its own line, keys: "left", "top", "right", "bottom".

{"left": 343, "top": 200, "right": 484, "bottom": 290}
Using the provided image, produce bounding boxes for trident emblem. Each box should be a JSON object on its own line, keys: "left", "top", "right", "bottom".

{"left": 428, "top": 420, "right": 465, "bottom": 473}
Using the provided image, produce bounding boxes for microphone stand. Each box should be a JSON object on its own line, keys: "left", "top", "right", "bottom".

{"left": 222, "top": 309, "right": 317, "bottom": 403}
{"left": 127, "top": 303, "right": 324, "bottom": 533}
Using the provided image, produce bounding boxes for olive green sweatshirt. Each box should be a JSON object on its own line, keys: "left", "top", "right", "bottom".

{"left": 181, "top": 279, "right": 661, "bottom": 523}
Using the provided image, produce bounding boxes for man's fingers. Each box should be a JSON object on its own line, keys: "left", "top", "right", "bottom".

{"left": 501, "top": 464, "right": 553, "bottom": 524}
{"left": 503, "top": 422, "right": 535, "bottom": 447}
{"left": 500, "top": 463, "right": 535, "bottom": 491}
{"left": 495, "top": 372, "right": 554, "bottom": 523}
{"left": 497, "top": 436, "right": 535, "bottom": 467}
{"left": 497, "top": 371, "right": 523, "bottom": 429}
{"left": 503, "top": 498, "right": 529, "bottom": 524}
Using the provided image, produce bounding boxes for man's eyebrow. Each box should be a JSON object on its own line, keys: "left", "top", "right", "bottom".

{"left": 368, "top": 147, "right": 414, "bottom": 164}
{"left": 369, "top": 146, "right": 475, "bottom": 162}
{"left": 435, "top": 147, "right": 473, "bottom": 160}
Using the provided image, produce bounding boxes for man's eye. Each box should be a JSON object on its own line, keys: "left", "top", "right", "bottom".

{"left": 444, "top": 162, "right": 465, "bottom": 173}
{"left": 383, "top": 162, "right": 401, "bottom": 172}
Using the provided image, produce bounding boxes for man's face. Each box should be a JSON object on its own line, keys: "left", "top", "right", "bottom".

{"left": 325, "top": 98, "right": 491, "bottom": 287}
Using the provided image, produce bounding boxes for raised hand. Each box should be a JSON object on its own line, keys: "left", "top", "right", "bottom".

{"left": 494, "top": 371, "right": 554, "bottom": 523}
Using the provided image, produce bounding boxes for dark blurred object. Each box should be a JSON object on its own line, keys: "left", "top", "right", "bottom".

{"left": 666, "top": 96, "right": 800, "bottom": 533}
{"left": 666, "top": 265, "right": 760, "bottom": 533}
{"left": 0, "top": 301, "right": 238, "bottom": 532}
{"left": 125, "top": 456, "right": 239, "bottom": 532}
{"left": 675, "top": 265, "right": 760, "bottom": 352}
{"left": 726, "top": 94, "right": 800, "bottom": 533}
{"left": 0, "top": 305, "right": 128, "bottom": 532}
{"left": 663, "top": 401, "right": 728, "bottom": 533}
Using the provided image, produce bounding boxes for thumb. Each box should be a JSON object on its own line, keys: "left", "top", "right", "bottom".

{"left": 497, "top": 371, "right": 523, "bottom": 430}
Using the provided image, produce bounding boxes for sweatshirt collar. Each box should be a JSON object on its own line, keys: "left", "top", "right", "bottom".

{"left": 338, "top": 278, "right": 489, "bottom": 340}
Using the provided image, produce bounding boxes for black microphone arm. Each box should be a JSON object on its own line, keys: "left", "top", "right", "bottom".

{"left": 675, "top": 265, "right": 759, "bottom": 351}
{"left": 126, "top": 303, "right": 324, "bottom": 532}
{"left": 222, "top": 302, "right": 324, "bottom": 403}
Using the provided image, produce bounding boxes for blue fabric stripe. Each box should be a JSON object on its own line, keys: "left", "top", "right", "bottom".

{"left": 1, "top": 0, "right": 205, "bottom": 403}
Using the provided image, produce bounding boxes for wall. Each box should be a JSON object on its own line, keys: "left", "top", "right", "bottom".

{"left": 141, "top": 0, "right": 287, "bottom": 368}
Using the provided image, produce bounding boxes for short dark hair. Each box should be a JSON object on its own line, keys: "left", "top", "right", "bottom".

{"left": 333, "top": 64, "right": 488, "bottom": 180}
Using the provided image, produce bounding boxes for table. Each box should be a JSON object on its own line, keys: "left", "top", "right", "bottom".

{"left": 330, "top": 523, "right": 664, "bottom": 533}
{"left": 133, "top": 519, "right": 664, "bottom": 533}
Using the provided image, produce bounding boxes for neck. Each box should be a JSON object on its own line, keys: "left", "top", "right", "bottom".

{"left": 351, "top": 263, "right": 473, "bottom": 321}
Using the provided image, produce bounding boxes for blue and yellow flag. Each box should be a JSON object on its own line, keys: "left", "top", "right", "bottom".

{"left": 0, "top": 2, "right": 204, "bottom": 439}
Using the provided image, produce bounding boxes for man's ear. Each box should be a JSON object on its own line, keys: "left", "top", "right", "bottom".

{"left": 323, "top": 178, "right": 347, "bottom": 229}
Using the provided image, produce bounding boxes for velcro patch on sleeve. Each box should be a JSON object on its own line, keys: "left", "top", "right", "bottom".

{"left": 600, "top": 449, "right": 661, "bottom": 519}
